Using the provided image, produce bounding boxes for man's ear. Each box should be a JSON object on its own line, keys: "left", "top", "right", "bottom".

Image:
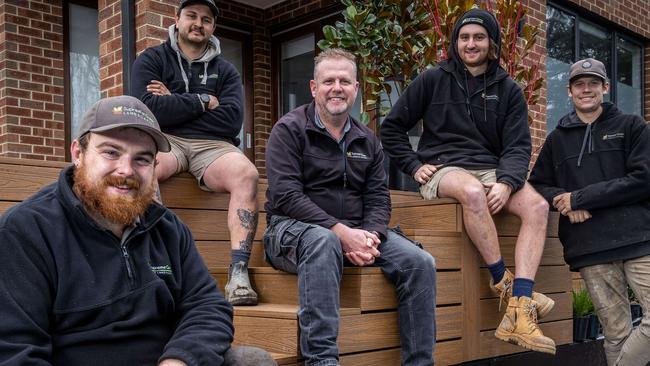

{"left": 310, "top": 79, "right": 317, "bottom": 98}
{"left": 70, "top": 139, "right": 82, "bottom": 166}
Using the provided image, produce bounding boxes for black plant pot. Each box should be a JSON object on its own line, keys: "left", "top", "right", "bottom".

{"left": 573, "top": 315, "right": 589, "bottom": 342}
{"left": 631, "top": 303, "right": 643, "bottom": 320}
{"left": 587, "top": 314, "right": 600, "bottom": 339}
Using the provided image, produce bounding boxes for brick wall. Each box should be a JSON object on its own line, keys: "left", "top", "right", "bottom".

{"left": 526, "top": 0, "right": 548, "bottom": 160}
{"left": 0, "top": 0, "right": 65, "bottom": 161}
{"left": 98, "top": 0, "right": 123, "bottom": 98}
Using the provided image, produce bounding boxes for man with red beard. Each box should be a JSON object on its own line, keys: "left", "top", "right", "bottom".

{"left": 0, "top": 96, "right": 275, "bottom": 366}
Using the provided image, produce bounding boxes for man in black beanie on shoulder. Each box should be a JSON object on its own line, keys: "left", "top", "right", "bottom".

{"left": 381, "top": 8, "right": 556, "bottom": 354}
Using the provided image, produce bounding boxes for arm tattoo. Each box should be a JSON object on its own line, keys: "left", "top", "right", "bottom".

{"left": 237, "top": 208, "right": 258, "bottom": 253}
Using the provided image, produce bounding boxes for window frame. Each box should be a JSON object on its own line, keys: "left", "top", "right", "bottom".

{"left": 216, "top": 26, "right": 255, "bottom": 160}
{"left": 63, "top": 0, "right": 99, "bottom": 161}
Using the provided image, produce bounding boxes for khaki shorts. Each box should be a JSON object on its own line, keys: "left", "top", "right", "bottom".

{"left": 419, "top": 166, "right": 496, "bottom": 200}
{"left": 165, "top": 134, "right": 242, "bottom": 190}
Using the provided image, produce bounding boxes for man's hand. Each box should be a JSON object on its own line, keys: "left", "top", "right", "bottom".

{"left": 147, "top": 80, "right": 171, "bottom": 96}
{"left": 553, "top": 192, "right": 572, "bottom": 215}
{"left": 331, "top": 223, "right": 380, "bottom": 266}
{"left": 484, "top": 182, "right": 512, "bottom": 215}
{"left": 207, "top": 95, "right": 219, "bottom": 110}
{"left": 159, "top": 359, "right": 187, "bottom": 366}
{"left": 567, "top": 209, "right": 592, "bottom": 224}
{"left": 413, "top": 164, "right": 442, "bottom": 185}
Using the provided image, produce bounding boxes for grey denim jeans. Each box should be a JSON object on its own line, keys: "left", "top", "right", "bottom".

{"left": 263, "top": 216, "right": 437, "bottom": 366}
{"left": 580, "top": 255, "right": 650, "bottom": 366}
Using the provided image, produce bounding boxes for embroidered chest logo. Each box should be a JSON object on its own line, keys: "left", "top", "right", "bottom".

{"left": 347, "top": 151, "right": 369, "bottom": 160}
{"left": 602, "top": 132, "right": 624, "bottom": 140}
{"left": 150, "top": 264, "right": 173, "bottom": 276}
{"left": 200, "top": 73, "right": 219, "bottom": 80}
{"left": 481, "top": 93, "right": 499, "bottom": 101}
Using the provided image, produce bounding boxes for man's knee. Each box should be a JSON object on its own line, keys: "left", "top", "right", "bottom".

{"left": 520, "top": 190, "right": 549, "bottom": 221}
{"left": 205, "top": 155, "right": 259, "bottom": 194}
{"left": 224, "top": 346, "right": 277, "bottom": 366}
{"left": 458, "top": 183, "right": 489, "bottom": 212}
{"left": 301, "top": 228, "right": 343, "bottom": 264}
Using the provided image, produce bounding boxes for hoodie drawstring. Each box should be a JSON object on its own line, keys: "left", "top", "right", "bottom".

{"left": 175, "top": 50, "right": 190, "bottom": 93}
{"left": 483, "top": 73, "right": 487, "bottom": 122}
{"left": 577, "top": 123, "right": 593, "bottom": 167}
{"left": 202, "top": 63, "right": 208, "bottom": 85}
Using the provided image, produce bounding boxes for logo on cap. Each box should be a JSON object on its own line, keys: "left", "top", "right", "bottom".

{"left": 112, "top": 106, "right": 123, "bottom": 115}
{"left": 462, "top": 17, "right": 484, "bottom": 24}
{"left": 582, "top": 61, "right": 592, "bottom": 69}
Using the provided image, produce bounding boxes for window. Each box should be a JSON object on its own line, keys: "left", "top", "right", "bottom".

{"left": 218, "top": 28, "right": 254, "bottom": 159}
{"left": 280, "top": 34, "right": 316, "bottom": 116}
{"left": 272, "top": 20, "right": 361, "bottom": 123}
{"left": 546, "top": 4, "right": 643, "bottom": 133}
{"left": 64, "top": 1, "right": 100, "bottom": 158}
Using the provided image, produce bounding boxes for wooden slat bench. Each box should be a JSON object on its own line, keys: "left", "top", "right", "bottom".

{"left": 0, "top": 157, "right": 573, "bottom": 365}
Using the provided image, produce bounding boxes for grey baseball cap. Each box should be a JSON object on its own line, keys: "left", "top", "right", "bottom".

{"left": 76, "top": 95, "right": 171, "bottom": 152}
{"left": 179, "top": 0, "right": 219, "bottom": 17}
{"left": 569, "top": 58, "right": 608, "bottom": 83}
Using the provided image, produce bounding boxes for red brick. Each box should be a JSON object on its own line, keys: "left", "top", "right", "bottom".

{"left": 20, "top": 135, "right": 44, "bottom": 145}
{"left": 7, "top": 143, "right": 33, "bottom": 153}
{"left": 33, "top": 146, "right": 54, "bottom": 155}
{"left": 31, "top": 55, "right": 52, "bottom": 67}
{"left": 33, "top": 110, "right": 53, "bottom": 120}
{"left": 30, "top": 19, "right": 52, "bottom": 31}
{"left": 6, "top": 106, "right": 31, "bottom": 117}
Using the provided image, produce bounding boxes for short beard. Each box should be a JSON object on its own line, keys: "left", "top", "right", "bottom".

{"left": 73, "top": 164, "right": 154, "bottom": 227}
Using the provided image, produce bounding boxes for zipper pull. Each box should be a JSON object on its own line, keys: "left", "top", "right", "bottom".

{"left": 343, "top": 172, "right": 347, "bottom": 188}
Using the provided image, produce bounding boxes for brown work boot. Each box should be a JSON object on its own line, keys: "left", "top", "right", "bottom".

{"left": 489, "top": 269, "right": 555, "bottom": 319}
{"left": 225, "top": 261, "right": 258, "bottom": 306}
{"left": 495, "top": 296, "right": 556, "bottom": 354}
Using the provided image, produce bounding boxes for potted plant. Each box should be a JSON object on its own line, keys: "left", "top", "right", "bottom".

{"left": 629, "top": 287, "right": 643, "bottom": 325}
{"left": 573, "top": 288, "right": 595, "bottom": 342}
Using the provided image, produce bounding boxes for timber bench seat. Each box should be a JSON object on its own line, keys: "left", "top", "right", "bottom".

{"left": 0, "top": 157, "right": 573, "bottom": 365}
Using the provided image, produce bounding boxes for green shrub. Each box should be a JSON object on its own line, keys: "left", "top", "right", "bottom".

{"left": 572, "top": 288, "right": 595, "bottom": 317}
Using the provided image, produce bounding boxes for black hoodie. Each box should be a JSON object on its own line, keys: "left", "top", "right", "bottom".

{"left": 381, "top": 9, "right": 531, "bottom": 191}
{"left": 131, "top": 25, "right": 244, "bottom": 145}
{"left": 529, "top": 103, "right": 650, "bottom": 270}
{"left": 0, "top": 166, "right": 234, "bottom": 365}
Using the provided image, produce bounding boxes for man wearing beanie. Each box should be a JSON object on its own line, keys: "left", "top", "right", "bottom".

{"left": 381, "top": 9, "right": 556, "bottom": 354}
{"left": 530, "top": 58, "right": 650, "bottom": 366}
{"left": 0, "top": 96, "right": 276, "bottom": 365}
{"left": 130, "top": 0, "right": 259, "bottom": 306}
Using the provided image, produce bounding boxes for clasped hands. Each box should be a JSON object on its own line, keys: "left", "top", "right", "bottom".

{"left": 552, "top": 192, "right": 591, "bottom": 224}
{"left": 331, "top": 223, "right": 380, "bottom": 266}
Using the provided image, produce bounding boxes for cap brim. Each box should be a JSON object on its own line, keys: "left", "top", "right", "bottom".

{"left": 569, "top": 72, "right": 607, "bottom": 83}
{"left": 90, "top": 124, "right": 171, "bottom": 153}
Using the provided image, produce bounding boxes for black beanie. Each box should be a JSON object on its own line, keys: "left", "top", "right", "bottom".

{"left": 454, "top": 9, "right": 500, "bottom": 44}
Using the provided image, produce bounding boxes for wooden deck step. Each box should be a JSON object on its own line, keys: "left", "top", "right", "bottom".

{"left": 213, "top": 267, "right": 462, "bottom": 311}
{"left": 233, "top": 303, "right": 399, "bottom": 356}
{"left": 269, "top": 352, "right": 298, "bottom": 366}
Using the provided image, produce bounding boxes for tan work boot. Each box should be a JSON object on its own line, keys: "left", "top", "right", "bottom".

{"left": 495, "top": 296, "right": 556, "bottom": 354}
{"left": 489, "top": 269, "right": 555, "bottom": 318}
{"left": 225, "top": 261, "right": 258, "bottom": 306}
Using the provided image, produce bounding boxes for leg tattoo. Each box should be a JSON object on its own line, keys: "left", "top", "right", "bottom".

{"left": 237, "top": 208, "right": 258, "bottom": 253}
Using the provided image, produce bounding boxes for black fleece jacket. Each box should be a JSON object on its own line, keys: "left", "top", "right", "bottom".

{"left": 265, "top": 102, "right": 391, "bottom": 238}
{"left": 380, "top": 13, "right": 530, "bottom": 191}
{"left": 0, "top": 166, "right": 234, "bottom": 365}
{"left": 529, "top": 103, "right": 650, "bottom": 270}
{"left": 131, "top": 27, "right": 243, "bottom": 145}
